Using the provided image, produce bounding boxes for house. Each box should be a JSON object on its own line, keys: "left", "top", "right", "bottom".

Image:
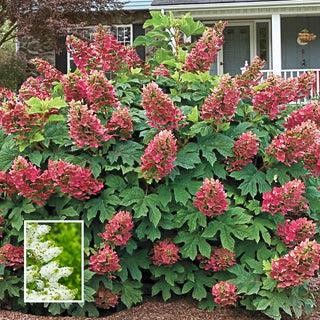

{"left": 150, "top": 0, "right": 320, "bottom": 94}
{"left": 54, "top": 0, "right": 152, "bottom": 73}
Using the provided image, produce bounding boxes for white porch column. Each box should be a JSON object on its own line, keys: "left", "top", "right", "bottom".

{"left": 271, "top": 14, "right": 282, "bottom": 75}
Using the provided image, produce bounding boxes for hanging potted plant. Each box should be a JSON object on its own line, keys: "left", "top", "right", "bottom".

{"left": 298, "top": 28, "right": 317, "bottom": 43}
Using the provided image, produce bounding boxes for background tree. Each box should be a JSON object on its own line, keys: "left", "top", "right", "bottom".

{"left": 0, "top": 0, "right": 125, "bottom": 49}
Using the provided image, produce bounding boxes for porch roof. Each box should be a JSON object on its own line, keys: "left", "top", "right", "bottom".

{"left": 123, "top": 0, "right": 152, "bottom": 10}
{"left": 151, "top": 0, "right": 320, "bottom": 19}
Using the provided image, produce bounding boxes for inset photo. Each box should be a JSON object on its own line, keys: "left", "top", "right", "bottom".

{"left": 24, "top": 220, "right": 83, "bottom": 303}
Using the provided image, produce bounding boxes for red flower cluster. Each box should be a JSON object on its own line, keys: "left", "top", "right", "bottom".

{"left": 252, "top": 72, "right": 315, "bottom": 119}
{"left": 270, "top": 239, "right": 320, "bottom": 288}
{"left": 0, "top": 157, "right": 102, "bottom": 204}
{"left": 194, "top": 178, "right": 229, "bottom": 217}
{"left": 0, "top": 216, "right": 4, "bottom": 238}
{"left": 98, "top": 211, "right": 134, "bottom": 246}
{"left": 140, "top": 130, "right": 178, "bottom": 181}
{"left": 276, "top": 218, "right": 317, "bottom": 247}
{"left": 84, "top": 70, "right": 120, "bottom": 112}
{"left": 211, "top": 281, "right": 238, "bottom": 307}
{"left": 8, "top": 156, "right": 54, "bottom": 206}
{"left": 88, "top": 244, "right": 121, "bottom": 276}
{"left": 0, "top": 244, "right": 24, "bottom": 270}
{"left": 234, "top": 56, "right": 265, "bottom": 99}
{"left": 266, "top": 120, "right": 320, "bottom": 168}
{"left": 95, "top": 287, "right": 119, "bottom": 309}
{"left": 31, "top": 58, "right": 63, "bottom": 88}
{"left": 66, "top": 25, "right": 143, "bottom": 73}
{"left": 48, "top": 160, "right": 103, "bottom": 200}
{"left": 68, "top": 101, "right": 112, "bottom": 148}
{"left": 200, "top": 75, "right": 240, "bottom": 123}
{"left": 197, "top": 247, "right": 236, "bottom": 271}
{"left": 152, "top": 64, "right": 170, "bottom": 78}
{"left": 61, "top": 73, "right": 87, "bottom": 103}
{"left": 141, "top": 82, "right": 185, "bottom": 130}
{"left": 151, "top": 239, "right": 180, "bottom": 267}
{"left": 262, "top": 179, "right": 309, "bottom": 217}
{"left": 226, "top": 131, "right": 258, "bottom": 171}
{"left": 104, "top": 107, "right": 133, "bottom": 140}
{"left": 19, "top": 76, "right": 52, "bottom": 101}
{"left": 284, "top": 100, "right": 320, "bottom": 129}
{"left": 182, "top": 21, "right": 227, "bottom": 73}
{"left": 62, "top": 70, "right": 120, "bottom": 112}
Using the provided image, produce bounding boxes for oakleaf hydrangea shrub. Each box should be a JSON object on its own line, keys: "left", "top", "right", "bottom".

{"left": 0, "top": 10, "right": 319, "bottom": 319}
{"left": 25, "top": 222, "right": 78, "bottom": 302}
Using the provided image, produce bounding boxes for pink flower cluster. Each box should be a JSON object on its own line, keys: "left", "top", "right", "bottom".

{"left": 95, "top": 287, "right": 119, "bottom": 309}
{"left": 266, "top": 120, "right": 320, "bottom": 175}
{"left": 0, "top": 244, "right": 24, "bottom": 270}
{"left": 262, "top": 179, "right": 309, "bottom": 217}
{"left": 182, "top": 21, "right": 227, "bottom": 73}
{"left": 252, "top": 72, "right": 315, "bottom": 119}
{"left": 8, "top": 156, "right": 54, "bottom": 205}
{"left": 0, "top": 96, "right": 41, "bottom": 136}
{"left": 68, "top": 101, "right": 112, "bottom": 148}
{"left": 104, "top": 107, "right": 133, "bottom": 140}
{"left": 276, "top": 218, "right": 317, "bottom": 247}
{"left": 0, "top": 157, "right": 103, "bottom": 204}
{"left": 62, "top": 70, "right": 120, "bottom": 111}
{"left": 0, "top": 216, "right": 4, "bottom": 238}
{"left": 194, "top": 178, "right": 229, "bottom": 217}
{"left": 226, "top": 131, "right": 258, "bottom": 171}
{"left": 48, "top": 160, "right": 103, "bottom": 200}
{"left": 197, "top": 247, "right": 236, "bottom": 271}
{"left": 88, "top": 244, "right": 121, "bottom": 276}
{"left": 19, "top": 76, "right": 52, "bottom": 101}
{"left": 31, "top": 58, "right": 63, "bottom": 88}
{"left": 66, "top": 25, "right": 143, "bottom": 74}
{"left": 211, "top": 281, "right": 238, "bottom": 307}
{"left": 141, "top": 82, "right": 185, "bottom": 130}
{"left": 270, "top": 239, "right": 320, "bottom": 288}
{"left": 152, "top": 64, "right": 170, "bottom": 78}
{"left": 234, "top": 56, "right": 265, "bottom": 99}
{"left": 98, "top": 211, "right": 134, "bottom": 246}
{"left": 200, "top": 75, "right": 240, "bottom": 123}
{"left": 140, "top": 130, "right": 178, "bottom": 181}
{"left": 151, "top": 239, "right": 180, "bottom": 267}
{"left": 284, "top": 100, "right": 320, "bottom": 129}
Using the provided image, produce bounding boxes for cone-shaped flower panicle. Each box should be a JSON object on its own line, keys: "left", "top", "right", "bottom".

{"left": 140, "top": 130, "right": 178, "bottom": 181}
{"left": 194, "top": 178, "right": 229, "bottom": 217}
{"left": 98, "top": 211, "right": 134, "bottom": 246}
{"left": 141, "top": 81, "right": 185, "bottom": 130}
{"left": 226, "top": 131, "right": 258, "bottom": 171}
{"left": 234, "top": 56, "right": 265, "bottom": 99}
{"left": 270, "top": 239, "right": 320, "bottom": 288}
{"left": 212, "top": 281, "right": 238, "bottom": 307}
{"left": 182, "top": 21, "right": 227, "bottom": 73}
{"left": 68, "top": 100, "right": 111, "bottom": 148}
{"left": 95, "top": 287, "right": 119, "bottom": 309}
{"left": 151, "top": 239, "right": 180, "bottom": 267}
{"left": 200, "top": 75, "right": 240, "bottom": 123}
{"left": 276, "top": 217, "right": 317, "bottom": 247}
{"left": 0, "top": 244, "right": 24, "bottom": 270}
{"left": 262, "top": 179, "right": 309, "bottom": 217}
{"left": 197, "top": 247, "right": 236, "bottom": 271}
{"left": 89, "top": 244, "right": 121, "bottom": 276}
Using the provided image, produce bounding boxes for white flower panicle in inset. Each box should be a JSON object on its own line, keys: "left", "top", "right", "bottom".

{"left": 25, "top": 222, "right": 78, "bottom": 302}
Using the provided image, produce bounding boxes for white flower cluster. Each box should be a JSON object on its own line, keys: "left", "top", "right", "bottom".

{"left": 25, "top": 223, "right": 78, "bottom": 302}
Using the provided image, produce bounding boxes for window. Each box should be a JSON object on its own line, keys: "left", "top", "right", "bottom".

{"left": 67, "top": 25, "right": 133, "bottom": 72}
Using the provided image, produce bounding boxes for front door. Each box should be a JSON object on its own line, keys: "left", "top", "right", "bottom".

{"left": 222, "top": 25, "right": 251, "bottom": 76}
